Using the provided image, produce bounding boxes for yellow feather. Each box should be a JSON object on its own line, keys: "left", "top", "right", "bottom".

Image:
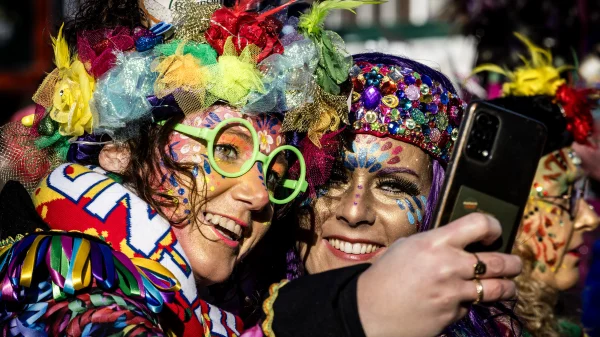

{"left": 51, "top": 23, "right": 71, "bottom": 69}
{"left": 513, "top": 32, "right": 552, "bottom": 67}
{"left": 471, "top": 64, "right": 509, "bottom": 77}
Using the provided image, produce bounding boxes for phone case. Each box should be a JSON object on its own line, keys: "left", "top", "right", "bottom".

{"left": 432, "top": 101, "right": 548, "bottom": 253}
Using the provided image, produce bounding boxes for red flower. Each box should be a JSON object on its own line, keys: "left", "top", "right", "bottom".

{"left": 77, "top": 26, "right": 139, "bottom": 78}
{"left": 555, "top": 84, "right": 596, "bottom": 145}
{"left": 205, "top": 6, "right": 284, "bottom": 62}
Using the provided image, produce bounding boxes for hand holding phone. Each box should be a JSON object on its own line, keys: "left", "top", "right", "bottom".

{"left": 432, "top": 101, "right": 547, "bottom": 253}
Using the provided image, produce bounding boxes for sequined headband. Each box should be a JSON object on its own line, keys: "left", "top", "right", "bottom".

{"left": 349, "top": 60, "right": 466, "bottom": 163}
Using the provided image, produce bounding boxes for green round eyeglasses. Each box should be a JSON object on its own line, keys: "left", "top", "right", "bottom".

{"left": 161, "top": 118, "right": 308, "bottom": 204}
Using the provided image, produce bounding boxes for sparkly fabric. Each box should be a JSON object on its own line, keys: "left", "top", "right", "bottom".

{"left": 77, "top": 26, "right": 141, "bottom": 79}
{"left": 0, "top": 117, "right": 65, "bottom": 193}
{"left": 92, "top": 51, "right": 157, "bottom": 139}
{"left": 349, "top": 61, "right": 466, "bottom": 163}
{"left": 244, "top": 38, "right": 318, "bottom": 114}
{"left": 282, "top": 84, "right": 349, "bottom": 147}
{"left": 172, "top": 0, "right": 220, "bottom": 43}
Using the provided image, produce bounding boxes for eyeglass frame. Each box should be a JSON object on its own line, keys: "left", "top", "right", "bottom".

{"left": 160, "top": 117, "right": 308, "bottom": 204}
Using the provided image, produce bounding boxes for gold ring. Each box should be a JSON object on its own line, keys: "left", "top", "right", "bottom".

{"left": 473, "top": 279, "right": 484, "bottom": 304}
{"left": 473, "top": 253, "right": 486, "bottom": 279}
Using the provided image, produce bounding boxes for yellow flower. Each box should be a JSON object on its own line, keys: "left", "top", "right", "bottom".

{"left": 501, "top": 66, "right": 565, "bottom": 97}
{"left": 50, "top": 59, "right": 95, "bottom": 136}
{"left": 44, "top": 24, "right": 95, "bottom": 137}
{"left": 472, "top": 33, "right": 573, "bottom": 98}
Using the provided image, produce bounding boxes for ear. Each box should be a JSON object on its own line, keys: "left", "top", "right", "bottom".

{"left": 99, "top": 144, "right": 131, "bottom": 174}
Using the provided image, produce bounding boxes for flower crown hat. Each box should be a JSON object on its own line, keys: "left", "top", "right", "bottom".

{"left": 0, "top": 0, "right": 383, "bottom": 192}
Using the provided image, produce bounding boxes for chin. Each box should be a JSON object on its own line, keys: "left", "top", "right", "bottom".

{"left": 554, "top": 270, "right": 580, "bottom": 291}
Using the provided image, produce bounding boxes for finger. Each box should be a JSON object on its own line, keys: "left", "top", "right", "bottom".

{"left": 456, "top": 252, "right": 523, "bottom": 279}
{"left": 438, "top": 213, "right": 502, "bottom": 248}
{"left": 460, "top": 279, "right": 517, "bottom": 303}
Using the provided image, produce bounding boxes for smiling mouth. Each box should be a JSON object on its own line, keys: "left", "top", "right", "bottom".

{"left": 204, "top": 212, "right": 244, "bottom": 242}
{"left": 327, "top": 238, "right": 383, "bottom": 255}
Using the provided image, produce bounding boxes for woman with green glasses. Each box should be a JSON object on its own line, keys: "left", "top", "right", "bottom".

{"left": 0, "top": 0, "right": 322, "bottom": 334}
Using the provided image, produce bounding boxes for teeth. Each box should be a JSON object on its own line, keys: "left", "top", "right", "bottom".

{"left": 203, "top": 212, "right": 244, "bottom": 239}
{"left": 327, "top": 239, "right": 382, "bottom": 255}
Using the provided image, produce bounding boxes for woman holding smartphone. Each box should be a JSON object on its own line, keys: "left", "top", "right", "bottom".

{"left": 243, "top": 53, "right": 523, "bottom": 337}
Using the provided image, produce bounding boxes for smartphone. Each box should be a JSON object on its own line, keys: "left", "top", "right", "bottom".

{"left": 432, "top": 100, "right": 548, "bottom": 253}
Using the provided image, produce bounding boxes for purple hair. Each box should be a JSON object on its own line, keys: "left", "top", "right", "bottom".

{"left": 421, "top": 159, "right": 445, "bottom": 232}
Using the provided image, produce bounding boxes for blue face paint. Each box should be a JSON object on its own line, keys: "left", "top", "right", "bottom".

{"left": 407, "top": 211, "right": 415, "bottom": 225}
{"left": 397, "top": 195, "right": 427, "bottom": 225}
{"left": 345, "top": 141, "right": 391, "bottom": 173}
{"left": 396, "top": 199, "right": 405, "bottom": 210}
{"left": 257, "top": 162, "right": 266, "bottom": 189}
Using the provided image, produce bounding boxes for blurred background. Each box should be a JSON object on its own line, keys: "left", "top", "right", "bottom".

{"left": 3, "top": 0, "right": 600, "bottom": 121}
{"left": 1, "top": 0, "right": 600, "bottom": 314}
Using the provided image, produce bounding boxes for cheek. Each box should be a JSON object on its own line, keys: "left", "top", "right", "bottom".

{"left": 392, "top": 195, "right": 428, "bottom": 228}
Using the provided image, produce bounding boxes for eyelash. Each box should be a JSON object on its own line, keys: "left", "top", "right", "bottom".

{"left": 214, "top": 143, "right": 239, "bottom": 161}
{"left": 376, "top": 176, "right": 420, "bottom": 196}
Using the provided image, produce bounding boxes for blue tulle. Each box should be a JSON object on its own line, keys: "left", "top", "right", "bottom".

{"left": 92, "top": 51, "right": 158, "bottom": 139}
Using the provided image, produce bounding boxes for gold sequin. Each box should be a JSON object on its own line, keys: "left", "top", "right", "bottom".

{"left": 382, "top": 95, "right": 399, "bottom": 108}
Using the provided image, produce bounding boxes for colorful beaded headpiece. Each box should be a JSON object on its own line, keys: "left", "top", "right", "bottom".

{"left": 349, "top": 53, "right": 467, "bottom": 163}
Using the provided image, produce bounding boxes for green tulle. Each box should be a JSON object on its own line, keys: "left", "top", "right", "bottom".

{"left": 155, "top": 40, "right": 218, "bottom": 65}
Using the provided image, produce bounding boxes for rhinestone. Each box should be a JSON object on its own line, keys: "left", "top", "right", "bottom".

{"left": 352, "top": 91, "right": 361, "bottom": 103}
{"left": 436, "top": 114, "right": 448, "bottom": 130}
{"left": 365, "top": 110, "right": 378, "bottom": 124}
{"left": 440, "top": 92, "right": 449, "bottom": 104}
{"left": 451, "top": 128, "right": 459, "bottom": 141}
{"left": 382, "top": 95, "right": 399, "bottom": 108}
{"left": 406, "top": 119, "right": 416, "bottom": 130}
{"left": 349, "top": 65, "right": 362, "bottom": 77}
{"left": 420, "top": 94, "right": 433, "bottom": 103}
{"left": 430, "top": 128, "right": 441, "bottom": 142}
{"left": 411, "top": 109, "right": 427, "bottom": 125}
{"left": 389, "top": 68, "right": 403, "bottom": 82}
{"left": 390, "top": 109, "right": 400, "bottom": 120}
{"left": 388, "top": 121, "right": 400, "bottom": 135}
{"left": 353, "top": 121, "right": 363, "bottom": 129}
{"left": 381, "top": 79, "right": 398, "bottom": 95}
{"left": 379, "top": 125, "right": 388, "bottom": 133}
{"left": 404, "top": 75, "right": 416, "bottom": 85}
{"left": 421, "top": 75, "right": 433, "bottom": 87}
{"left": 405, "top": 85, "right": 420, "bottom": 100}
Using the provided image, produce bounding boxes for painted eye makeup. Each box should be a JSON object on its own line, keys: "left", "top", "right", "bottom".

{"left": 376, "top": 176, "right": 420, "bottom": 196}
{"left": 214, "top": 144, "right": 240, "bottom": 162}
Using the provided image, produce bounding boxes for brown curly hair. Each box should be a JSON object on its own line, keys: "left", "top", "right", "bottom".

{"left": 110, "top": 114, "right": 208, "bottom": 226}
{"left": 512, "top": 243, "right": 561, "bottom": 337}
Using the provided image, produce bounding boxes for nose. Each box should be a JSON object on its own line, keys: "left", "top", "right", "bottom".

{"left": 335, "top": 183, "right": 376, "bottom": 228}
{"left": 574, "top": 200, "right": 600, "bottom": 232}
{"left": 229, "top": 162, "right": 270, "bottom": 211}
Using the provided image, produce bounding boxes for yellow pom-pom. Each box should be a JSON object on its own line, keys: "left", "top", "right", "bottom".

{"left": 21, "top": 114, "right": 35, "bottom": 127}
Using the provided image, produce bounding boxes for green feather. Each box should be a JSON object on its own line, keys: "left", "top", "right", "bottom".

{"left": 299, "top": 0, "right": 386, "bottom": 36}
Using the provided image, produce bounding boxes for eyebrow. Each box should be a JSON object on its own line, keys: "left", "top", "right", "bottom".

{"left": 221, "top": 127, "right": 253, "bottom": 145}
{"left": 376, "top": 167, "right": 420, "bottom": 178}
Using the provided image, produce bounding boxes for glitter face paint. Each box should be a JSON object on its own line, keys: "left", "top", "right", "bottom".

{"left": 517, "top": 148, "right": 600, "bottom": 291}
{"left": 396, "top": 195, "right": 427, "bottom": 225}
{"left": 298, "top": 134, "right": 433, "bottom": 273}
{"left": 345, "top": 137, "right": 403, "bottom": 173}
